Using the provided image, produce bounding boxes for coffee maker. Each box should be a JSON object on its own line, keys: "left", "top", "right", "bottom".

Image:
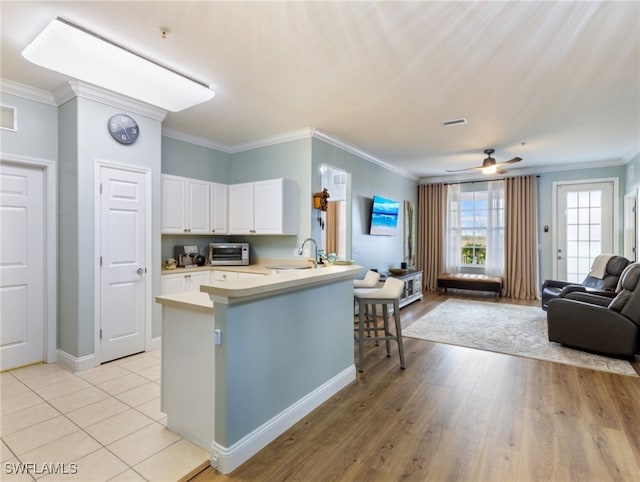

{"left": 174, "top": 245, "right": 199, "bottom": 268}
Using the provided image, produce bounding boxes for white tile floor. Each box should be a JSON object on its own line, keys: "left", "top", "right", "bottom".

{"left": 1, "top": 351, "right": 210, "bottom": 481}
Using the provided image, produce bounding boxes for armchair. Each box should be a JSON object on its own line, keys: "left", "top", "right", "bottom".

{"left": 546, "top": 263, "right": 640, "bottom": 358}
{"left": 541, "top": 255, "right": 629, "bottom": 310}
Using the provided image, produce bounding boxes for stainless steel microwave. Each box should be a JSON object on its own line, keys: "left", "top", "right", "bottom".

{"left": 209, "top": 243, "right": 249, "bottom": 266}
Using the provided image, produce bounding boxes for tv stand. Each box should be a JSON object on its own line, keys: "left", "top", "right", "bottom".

{"left": 387, "top": 270, "right": 423, "bottom": 308}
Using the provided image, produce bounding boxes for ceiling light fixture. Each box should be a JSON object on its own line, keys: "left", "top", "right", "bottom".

{"left": 22, "top": 17, "right": 215, "bottom": 112}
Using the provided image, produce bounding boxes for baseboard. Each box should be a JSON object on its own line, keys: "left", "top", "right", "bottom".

{"left": 56, "top": 349, "right": 96, "bottom": 373}
{"left": 211, "top": 364, "right": 356, "bottom": 475}
{"left": 149, "top": 336, "right": 161, "bottom": 351}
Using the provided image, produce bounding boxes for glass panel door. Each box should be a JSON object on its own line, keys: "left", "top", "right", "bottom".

{"left": 556, "top": 181, "right": 615, "bottom": 282}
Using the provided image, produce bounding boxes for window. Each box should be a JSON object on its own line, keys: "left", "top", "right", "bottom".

{"left": 460, "top": 191, "right": 488, "bottom": 265}
{"left": 446, "top": 181, "right": 504, "bottom": 275}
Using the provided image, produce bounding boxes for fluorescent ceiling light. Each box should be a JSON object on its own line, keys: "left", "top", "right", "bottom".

{"left": 22, "top": 18, "right": 215, "bottom": 112}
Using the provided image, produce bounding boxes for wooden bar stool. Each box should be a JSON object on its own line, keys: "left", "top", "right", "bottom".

{"left": 353, "top": 277, "right": 406, "bottom": 372}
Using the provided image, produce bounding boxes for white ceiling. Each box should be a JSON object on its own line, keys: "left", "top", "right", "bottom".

{"left": 2, "top": 1, "right": 639, "bottom": 180}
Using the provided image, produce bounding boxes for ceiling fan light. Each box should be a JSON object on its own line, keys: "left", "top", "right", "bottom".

{"left": 482, "top": 165, "right": 497, "bottom": 174}
{"left": 22, "top": 18, "right": 215, "bottom": 112}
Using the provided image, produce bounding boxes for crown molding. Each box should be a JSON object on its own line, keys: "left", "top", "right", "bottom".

{"left": 310, "top": 129, "right": 419, "bottom": 182}
{"left": 0, "top": 78, "right": 56, "bottom": 106}
{"left": 228, "top": 128, "right": 315, "bottom": 153}
{"left": 419, "top": 158, "right": 627, "bottom": 184}
{"left": 161, "top": 126, "right": 419, "bottom": 181}
{"left": 161, "top": 128, "right": 233, "bottom": 153}
{"left": 54, "top": 81, "right": 167, "bottom": 121}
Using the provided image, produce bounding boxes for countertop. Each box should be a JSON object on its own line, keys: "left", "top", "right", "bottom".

{"left": 161, "top": 257, "right": 316, "bottom": 276}
{"left": 156, "top": 263, "right": 363, "bottom": 309}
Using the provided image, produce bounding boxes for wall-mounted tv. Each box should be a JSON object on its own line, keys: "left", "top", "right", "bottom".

{"left": 370, "top": 195, "right": 400, "bottom": 236}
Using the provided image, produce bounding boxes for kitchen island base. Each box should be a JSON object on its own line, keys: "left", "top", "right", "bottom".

{"left": 157, "top": 264, "right": 361, "bottom": 474}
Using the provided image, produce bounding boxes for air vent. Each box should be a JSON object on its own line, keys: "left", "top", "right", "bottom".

{"left": 441, "top": 118, "right": 468, "bottom": 127}
{"left": 1, "top": 105, "right": 16, "bottom": 131}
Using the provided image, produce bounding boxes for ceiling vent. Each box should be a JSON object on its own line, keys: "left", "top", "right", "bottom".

{"left": 441, "top": 118, "right": 468, "bottom": 127}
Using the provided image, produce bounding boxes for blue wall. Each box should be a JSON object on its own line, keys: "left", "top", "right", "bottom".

{"left": 312, "top": 139, "right": 418, "bottom": 273}
{"left": 160, "top": 135, "right": 418, "bottom": 269}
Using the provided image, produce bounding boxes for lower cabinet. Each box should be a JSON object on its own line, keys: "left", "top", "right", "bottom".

{"left": 162, "top": 269, "right": 266, "bottom": 294}
{"left": 161, "top": 271, "right": 211, "bottom": 295}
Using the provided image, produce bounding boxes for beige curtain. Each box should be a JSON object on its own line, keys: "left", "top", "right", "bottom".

{"left": 504, "top": 175, "right": 540, "bottom": 299}
{"left": 417, "top": 183, "right": 447, "bottom": 291}
{"left": 325, "top": 201, "right": 339, "bottom": 254}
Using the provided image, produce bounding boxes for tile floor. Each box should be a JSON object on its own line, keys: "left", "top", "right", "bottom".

{"left": 1, "top": 350, "right": 210, "bottom": 481}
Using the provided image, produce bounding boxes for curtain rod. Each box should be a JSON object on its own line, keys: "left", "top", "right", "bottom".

{"left": 444, "top": 175, "right": 540, "bottom": 186}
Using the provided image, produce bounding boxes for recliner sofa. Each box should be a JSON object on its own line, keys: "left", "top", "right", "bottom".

{"left": 540, "top": 255, "right": 629, "bottom": 310}
{"left": 546, "top": 263, "right": 640, "bottom": 358}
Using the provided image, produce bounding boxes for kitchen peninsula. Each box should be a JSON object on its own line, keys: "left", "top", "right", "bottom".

{"left": 156, "top": 263, "right": 362, "bottom": 474}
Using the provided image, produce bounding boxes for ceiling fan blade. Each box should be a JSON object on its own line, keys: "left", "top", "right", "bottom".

{"left": 496, "top": 167, "right": 506, "bottom": 175}
{"left": 498, "top": 156, "right": 522, "bottom": 166}
{"left": 445, "top": 165, "right": 483, "bottom": 173}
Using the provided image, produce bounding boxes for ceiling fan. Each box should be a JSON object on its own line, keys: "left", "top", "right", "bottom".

{"left": 447, "top": 149, "right": 522, "bottom": 175}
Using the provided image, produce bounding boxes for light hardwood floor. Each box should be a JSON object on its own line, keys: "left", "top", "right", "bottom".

{"left": 191, "top": 291, "right": 640, "bottom": 481}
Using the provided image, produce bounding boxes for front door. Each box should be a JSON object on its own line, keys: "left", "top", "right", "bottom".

{"left": 99, "top": 165, "right": 147, "bottom": 363}
{"left": 555, "top": 180, "right": 615, "bottom": 282}
{"left": 0, "top": 162, "right": 45, "bottom": 370}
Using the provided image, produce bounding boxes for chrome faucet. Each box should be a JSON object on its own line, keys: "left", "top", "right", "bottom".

{"left": 298, "top": 238, "right": 318, "bottom": 268}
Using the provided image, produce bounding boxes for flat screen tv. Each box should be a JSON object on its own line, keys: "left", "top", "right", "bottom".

{"left": 370, "top": 195, "right": 399, "bottom": 236}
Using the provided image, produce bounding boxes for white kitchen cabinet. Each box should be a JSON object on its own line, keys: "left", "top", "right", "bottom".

{"left": 212, "top": 271, "right": 238, "bottom": 282}
{"left": 228, "top": 178, "right": 297, "bottom": 235}
{"left": 228, "top": 182, "right": 254, "bottom": 234}
{"left": 213, "top": 271, "right": 265, "bottom": 281}
{"left": 161, "top": 174, "right": 211, "bottom": 234}
{"left": 161, "top": 270, "right": 211, "bottom": 295}
{"left": 210, "top": 182, "right": 228, "bottom": 234}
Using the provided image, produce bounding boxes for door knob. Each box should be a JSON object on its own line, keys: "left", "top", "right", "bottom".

{"left": 136, "top": 268, "right": 144, "bottom": 275}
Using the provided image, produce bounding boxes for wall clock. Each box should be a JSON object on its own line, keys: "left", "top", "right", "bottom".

{"left": 108, "top": 114, "right": 139, "bottom": 145}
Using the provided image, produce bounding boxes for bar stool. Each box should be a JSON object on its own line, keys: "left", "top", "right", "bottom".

{"left": 353, "top": 270, "right": 381, "bottom": 339}
{"left": 353, "top": 277, "right": 406, "bottom": 372}
{"left": 353, "top": 270, "right": 380, "bottom": 289}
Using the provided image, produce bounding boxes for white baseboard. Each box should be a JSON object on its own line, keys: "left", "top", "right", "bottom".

{"left": 56, "top": 349, "right": 96, "bottom": 373}
{"left": 211, "top": 364, "right": 356, "bottom": 475}
{"left": 149, "top": 336, "right": 161, "bottom": 351}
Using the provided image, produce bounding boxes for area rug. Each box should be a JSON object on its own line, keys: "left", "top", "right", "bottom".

{"left": 403, "top": 299, "right": 638, "bottom": 377}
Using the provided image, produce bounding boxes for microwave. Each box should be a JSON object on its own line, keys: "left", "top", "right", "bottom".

{"left": 209, "top": 243, "right": 249, "bottom": 266}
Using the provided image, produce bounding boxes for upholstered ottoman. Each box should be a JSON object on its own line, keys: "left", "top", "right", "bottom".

{"left": 437, "top": 273, "right": 503, "bottom": 300}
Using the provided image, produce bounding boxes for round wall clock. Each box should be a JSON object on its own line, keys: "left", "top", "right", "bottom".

{"left": 108, "top": 114, "right": 139, "bottom": 145}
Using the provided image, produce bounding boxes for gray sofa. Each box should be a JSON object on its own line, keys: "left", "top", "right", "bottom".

{"left": 546, "top": 263, "right": 640, "bottom": 358}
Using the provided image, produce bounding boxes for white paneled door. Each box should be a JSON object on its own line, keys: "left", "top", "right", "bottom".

{"left": 99, "top": 165, "right": 147, "bottom": 363}
{"left": 0, "top": 163, "right": 45, "bottom": 370}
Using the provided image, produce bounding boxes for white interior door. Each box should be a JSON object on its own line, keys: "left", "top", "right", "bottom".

{"left": 99, "top": 165, "right": 147, "bottom": 363}
{"left": 624, "top": 192, "right": 637, "bottom": 262}
{"left": 555, "top": 181, "right": 615, "bottom": 282}
{"left": 0, "top": 163, "right": 45, "bottom": 370}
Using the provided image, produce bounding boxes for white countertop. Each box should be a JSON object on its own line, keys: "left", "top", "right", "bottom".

{"left": 155, "top": 291, "right": 214, "bottom": 314}
{"left": 156, "top": 263, "right": 363, "bottom": 310}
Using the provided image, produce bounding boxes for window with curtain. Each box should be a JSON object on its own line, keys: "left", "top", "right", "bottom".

{"left": 446, "top": 180, "right": 504, "bottom": 275}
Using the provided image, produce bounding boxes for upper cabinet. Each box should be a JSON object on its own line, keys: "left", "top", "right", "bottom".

{"left": 210, "top": 182, "right": 228, "bottom": 234}
{"left": 161, "top": 174, "right": 211, "bottom": 234}
{"left": 162, "top": 175, "right": 296, "bottom": 236}
{"left": 228, "top": 178, "right": 297, "bottom": 235}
